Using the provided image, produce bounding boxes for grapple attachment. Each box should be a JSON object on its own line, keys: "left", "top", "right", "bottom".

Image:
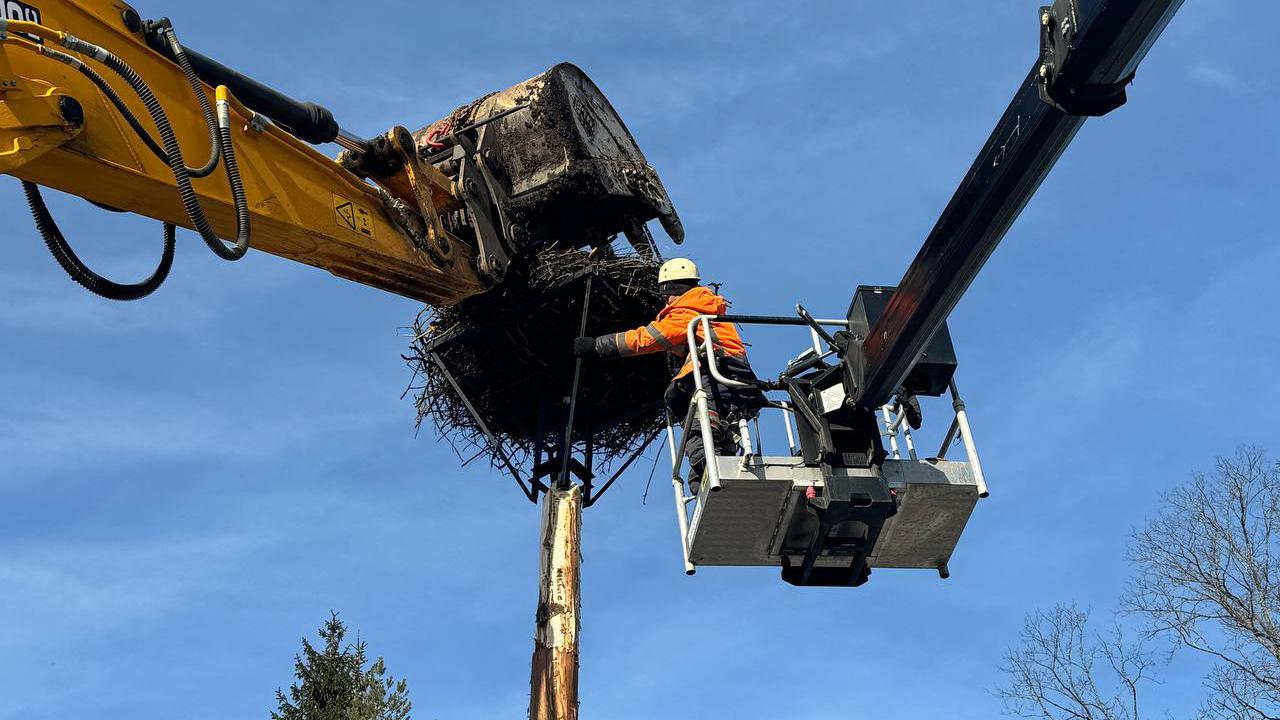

{"left": 414, "top": 63, "right": 682, "bottom": 283}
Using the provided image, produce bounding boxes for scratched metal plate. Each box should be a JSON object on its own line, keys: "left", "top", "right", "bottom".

{"left": 687, "top": 458, "right": 979, "bottom": 572}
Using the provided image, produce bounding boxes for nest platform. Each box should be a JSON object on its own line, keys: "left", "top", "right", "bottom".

{"left": 407, "top": 247, "right": 672, "bottom": 491}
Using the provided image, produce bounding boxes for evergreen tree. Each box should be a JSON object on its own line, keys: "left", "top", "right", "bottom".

{"left": 273, "top": 613, "right": 411, "bottom": 720}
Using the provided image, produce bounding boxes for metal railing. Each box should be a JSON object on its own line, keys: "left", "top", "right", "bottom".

{"left": 877, "top": 379, "right": 989, "bottom": 499}
{"left": 666, "top": 313, "right": 846, "bottom": 574}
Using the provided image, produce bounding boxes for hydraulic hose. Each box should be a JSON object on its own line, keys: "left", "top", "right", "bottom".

{"left": 37, "top": 43, "right": 218, "bottom": 177}
{"left": 158, "top": 22, "right": 220, "bottom": 178}
{"left": 215, "top": 87, "right": 251, "bottom": 258}
{"left": 61, "top": 31, "right": 250, "bottom": 260}
{"left": 3, "top": 34, "right": 174, "bottom": 300}
{"left": 39, "top": 46, "right": 167, "bottom": 159}
{"left": 4, "top": 19, "right": 253, "bottom": 299}
{"left": 23, "top": 181, "right": 174, "bottom": 301}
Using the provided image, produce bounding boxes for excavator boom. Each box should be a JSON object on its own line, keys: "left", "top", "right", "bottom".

{"left": 0, "top": 0, "right": 679, "bottom": 303}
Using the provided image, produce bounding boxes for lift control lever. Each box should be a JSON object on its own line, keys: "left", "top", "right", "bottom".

{"left": 796, "top": 304, "right": 841, "bottom": 351}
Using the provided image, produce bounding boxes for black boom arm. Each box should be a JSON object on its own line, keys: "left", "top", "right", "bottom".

{"left": 852, "top": 0, "right": 1185, "bottom": 409}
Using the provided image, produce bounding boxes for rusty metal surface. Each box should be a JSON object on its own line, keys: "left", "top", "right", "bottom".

{"left": 416, "top": 63, "right": 683, "bottom": 251}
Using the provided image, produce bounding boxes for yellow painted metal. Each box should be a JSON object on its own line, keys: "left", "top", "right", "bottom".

{"left": 0, "top": 1, "right": 483, "bottom": 304}
{"left": 389, "top": 125, "right": 452, "bottom": 263}
{"left": 0, "top": 84, "right": 82, "bottom": 173}
{"left": 0, "top": 36, "right": 81, "bottom": 173}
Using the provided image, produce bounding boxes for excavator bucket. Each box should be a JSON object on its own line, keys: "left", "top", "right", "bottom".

{"left": 415, "top": 63, "right": 683, "bottom": 261}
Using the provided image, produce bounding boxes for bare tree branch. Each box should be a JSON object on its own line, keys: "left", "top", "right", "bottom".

{"left": 997, "top": 604, "right": 1161, "bottom": 720}
{"left": 1123, "top": 447, "right": 1280, "bottom": 719}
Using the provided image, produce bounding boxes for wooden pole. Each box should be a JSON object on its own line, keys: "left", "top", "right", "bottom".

{"left": 528, "top": 485, "right": 582, "bottom": 720}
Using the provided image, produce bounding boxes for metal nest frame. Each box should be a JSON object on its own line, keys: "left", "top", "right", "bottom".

{"left": 409, "top": 260, "right": 668, "bottom": 507}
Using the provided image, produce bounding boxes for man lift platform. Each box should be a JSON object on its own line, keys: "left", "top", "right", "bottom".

{"left": 667, "top": 288, "right": 987, "bottom": 587}
{"left": 688, "top": 455, "right": 980, "bottom": 580}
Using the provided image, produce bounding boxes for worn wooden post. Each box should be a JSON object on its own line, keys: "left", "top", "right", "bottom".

{"left": 528, "top": 485, "right": 582, "bottom": 720}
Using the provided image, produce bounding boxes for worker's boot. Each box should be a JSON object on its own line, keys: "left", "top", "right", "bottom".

{"left": 708, "top": 411, "right": 741, "bottom": 456}
{"left": 687, "top": 467, "right": 703, "bottom": 498}
{"left": 897, "top": 390, "right": 922, "bottom": 430}
{"left": 722, "top": 419, "right": 743, "bottom": 455}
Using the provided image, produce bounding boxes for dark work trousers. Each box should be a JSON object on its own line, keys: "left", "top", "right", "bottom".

{"left": 664, "top": 354, "right": 764, "bottom": 479}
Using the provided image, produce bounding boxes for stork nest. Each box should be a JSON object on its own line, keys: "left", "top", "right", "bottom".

{"left": 405, "top": 246, "right": 672, "bottom": 475}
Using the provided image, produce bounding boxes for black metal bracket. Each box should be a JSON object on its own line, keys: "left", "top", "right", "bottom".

{"left": 1038, "top": 1, "right": 1133, "bottom": 117}
{"left": 796, "top": 304, "right": 841, "bottom": 350}
{"left": 555, "top": 275, "right": 595, "bottom": 490}
{"left": 584, "top": 429, "right": 662, "bottom": 507}
{"left": 781, "top": 472, "right": 898, "bottom": 587}
{"left": 453, "top": 125, "right": 514, "bottom": 284}
{"left": 429, "top": 352, "right": 539, "bottom": 503}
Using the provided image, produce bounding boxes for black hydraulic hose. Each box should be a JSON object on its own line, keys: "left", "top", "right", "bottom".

{"left": 217, "top": 105, "right": 251, "bottom": 256}
{"left": 40, "top": 44, "right": 217, "bottom": 177}
{"left": 64, "top": 56, "right": 167, "bottom": 158}
{"left": 158, "top": 23, "right": 220, "bottom": 178}
{"left": 62, "top": 33, "right": 250, "bottom": 260}
{"left": 23, "top": 181, "right": 174, "bottom": 301}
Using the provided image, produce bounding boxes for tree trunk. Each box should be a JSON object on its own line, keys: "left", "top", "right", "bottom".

{"left": 528, "top": 486, "right": 581, "bottom": 720}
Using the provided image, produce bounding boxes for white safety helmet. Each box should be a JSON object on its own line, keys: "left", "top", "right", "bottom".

{"left": 657, "top": 257, "right": 699, "bottom": 285}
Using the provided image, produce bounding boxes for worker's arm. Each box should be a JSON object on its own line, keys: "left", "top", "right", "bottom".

{"left": 594, "top": 305, "right": 697, "bottom": 358}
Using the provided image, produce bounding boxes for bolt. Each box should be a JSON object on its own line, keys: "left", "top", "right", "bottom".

{"left": 1041, "top": 10, "right": 1052, "bottom": 27}
{"left": 466, "top": 179, "right": 479, "bottom": 194}
{"left": 1039, "top": 64, "right": 1049, "bottom": 78}
{"left": 58, "top": 96, "right": 84, "bottom": 127}
{"left": 121, "top": 8, "right": 144, "bottom": 33}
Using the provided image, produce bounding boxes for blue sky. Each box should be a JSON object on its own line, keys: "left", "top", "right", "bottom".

{"left": 1, "top": 2, "right": 1275, "bottom": 718}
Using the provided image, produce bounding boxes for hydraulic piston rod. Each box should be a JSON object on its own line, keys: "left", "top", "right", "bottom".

{"left": 143, "top": 20, "right": 342, "bottom": 144}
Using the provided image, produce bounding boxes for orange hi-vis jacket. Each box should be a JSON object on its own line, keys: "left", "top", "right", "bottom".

{"left": 596, "top": 286, "right": 747, "bottom": 380}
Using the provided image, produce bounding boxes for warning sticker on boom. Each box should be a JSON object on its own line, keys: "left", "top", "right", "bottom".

{"left": 332, "top": 194, "right": 374, "bottom": 239}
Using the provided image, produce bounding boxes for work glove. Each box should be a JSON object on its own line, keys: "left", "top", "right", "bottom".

{"left": 573, "top": 336, "right": 598, "bottom": 357}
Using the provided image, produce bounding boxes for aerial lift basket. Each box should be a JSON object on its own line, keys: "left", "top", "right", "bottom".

{"left": 668, "top": 288, "right": 988, "bottom": 587}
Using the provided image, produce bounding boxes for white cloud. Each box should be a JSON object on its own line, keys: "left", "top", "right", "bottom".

{"left": 1189, "top": 62, "right": 1257, "bottom": 97}
{"left": 0, "top": 370, "right": 401, "bottom": 484}
{"left": 0, "top": 532, "right": 270, "bottom": 647}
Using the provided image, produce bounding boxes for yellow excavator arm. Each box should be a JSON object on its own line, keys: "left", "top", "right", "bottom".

{"left": 0, "top": 0, "right": 680, "bottom": 303}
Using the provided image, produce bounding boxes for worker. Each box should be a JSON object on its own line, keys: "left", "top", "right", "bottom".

{"left": 573, "top": 258, "right": 763, "bottom": 495}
